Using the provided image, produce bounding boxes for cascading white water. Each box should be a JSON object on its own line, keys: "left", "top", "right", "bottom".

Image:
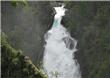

{"left": 43, "top": 4, "right": 81, "bottom": 78}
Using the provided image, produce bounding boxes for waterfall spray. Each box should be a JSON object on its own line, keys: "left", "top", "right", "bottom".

{"left": 43, "top": 4, "right": 81, "bottom": 78}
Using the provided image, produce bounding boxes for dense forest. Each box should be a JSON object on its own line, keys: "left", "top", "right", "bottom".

{"left": 1, "top": 32, "right": 47, "bottom": 78}
{"left": 64, "top": 2, "right": 110, "bottom": 78}
{"left": 1, "top": 1, "right": 110, "bottom": 78}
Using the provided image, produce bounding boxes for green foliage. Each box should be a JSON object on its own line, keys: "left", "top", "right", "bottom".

{"left": 11, "top": 0, "right": 28, "bottom": 7}
{"left": 1, "top": 1, "right": 53, "bottom": 65}
{"left": 1, "top": 32, "right": 47, "bottom": 78}
{"left": 64, "top": 2, "right": 110, "bottom": 78}
{"left": 11, "top": 1, "right": 18, "bottom": 7}
{"left": 2, "top": 1, "right": 110, "bottom": 78}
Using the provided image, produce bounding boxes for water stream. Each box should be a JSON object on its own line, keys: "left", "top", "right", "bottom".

{"left": 43, "top": 4, "right": 81, "bottom": 78}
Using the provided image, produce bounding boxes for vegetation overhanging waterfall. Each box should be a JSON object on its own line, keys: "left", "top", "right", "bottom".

{"left": 43, "top": 4, "right": 81, "bottom": 78}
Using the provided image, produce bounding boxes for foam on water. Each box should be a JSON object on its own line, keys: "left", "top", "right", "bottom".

{"left": 43, "top": 4, "right": 81, "bottom": 78}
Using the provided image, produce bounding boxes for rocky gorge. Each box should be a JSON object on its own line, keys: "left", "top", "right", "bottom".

{"left": 1, "top": 1, "right": 110, "bottom": 78}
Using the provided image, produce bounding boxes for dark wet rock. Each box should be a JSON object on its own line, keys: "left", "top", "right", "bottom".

{"left": 2, "top": 1, "right": 110, "bottom": 78}
{"left": 1, "top": 1, "right": 53, "bottom": 65}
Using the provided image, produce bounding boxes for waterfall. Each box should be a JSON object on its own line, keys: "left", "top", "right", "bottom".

{"left": 43, "top": 4, "right": 81, "bottom": 78}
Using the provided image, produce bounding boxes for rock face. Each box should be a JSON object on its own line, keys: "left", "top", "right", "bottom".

{"left": 1, "top": 32, "right": 47, "bottom": 78}
{"left": 1, "top": 1, "right": 53, "bottom": 64}
{"left": 1, "top": 1, "right": 110, "bottom": 78}
{"left": 63, "top": 2, "right": 110, "bottom": 78}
